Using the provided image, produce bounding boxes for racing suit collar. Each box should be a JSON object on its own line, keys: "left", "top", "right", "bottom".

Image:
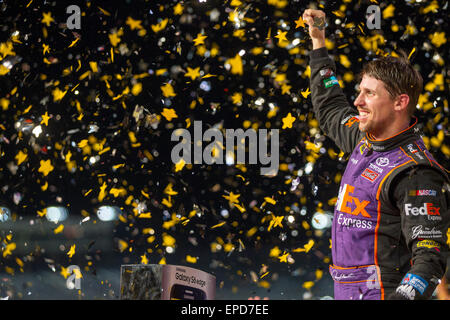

{"left": 364, "top": 117, "right": 420, "bottom": 152}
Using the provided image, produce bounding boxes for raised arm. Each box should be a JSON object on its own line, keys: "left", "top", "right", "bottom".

{"left": 303, "top": 9, "right": 363, "bottom": 154}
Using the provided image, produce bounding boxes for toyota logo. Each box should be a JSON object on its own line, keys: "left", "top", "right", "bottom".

{"left": 375, "top": 157, "right": 389, "bottom": 166}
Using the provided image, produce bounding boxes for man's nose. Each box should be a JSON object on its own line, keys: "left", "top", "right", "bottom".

{"left": 354, "top": 93, "right": 364, "bottom": 107}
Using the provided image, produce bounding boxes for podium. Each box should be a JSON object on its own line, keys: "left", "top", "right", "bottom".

{"left": 120, "top": 264, "right": 216, "bottom": 300}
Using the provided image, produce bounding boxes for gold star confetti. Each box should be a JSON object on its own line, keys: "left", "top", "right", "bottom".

{"left": 126, "top": 17, "right": 143, "bottom": 30}
{"left": 67, "top": 244, "right": 76, "bottom": 258}
{"left": 15, "top": 150, "right": 28, "bottom": 165}
{"left": 294, "top": 16, "right": 306, "bottom": 28}
{"left": 161, "top": 108, "right": 178, "bottom": 121}
{"left": 173, "top": 3, "right": 184, "bottom": 15}
{"left": 274, "top": 30, "right": 288, "bottom": 43}
{"left": 222, "top": 191, "right": 240, "bottom": 205}
{"left": 40, "top": 111, "right": 50, "bottom": 126}
{"left": 184, "top": 67, "right": 201, "bottom": 80}
{"left": 38, "top": 159, "right": 54, "bottom": 176}
{"left": 60, "top": 266, "right": 70, "bottom": 279}
{"left": 193, "top": 33, "right": 208, "bottom": 46}
{"left": 160, "top": 83, "right": 177, "bottom": 97}
{"left": 225, "top": 54, "right": 243, "bottom": 75}
{"left": 282, "top": 113, "right": 296, "bottom": 129}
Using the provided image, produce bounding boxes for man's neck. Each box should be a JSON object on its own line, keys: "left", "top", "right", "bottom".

{"left": 370, "top": 118, "right": 412, "bottom": 141}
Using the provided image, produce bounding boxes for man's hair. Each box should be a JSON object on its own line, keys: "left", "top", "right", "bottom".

{"left": 359, "top": 50, "right": 423, "bottom": 116}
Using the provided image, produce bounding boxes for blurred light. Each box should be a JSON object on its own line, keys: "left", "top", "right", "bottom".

{"left": 199, "top": 80, "right": 211, "bottom": 91}
{"left": 287, "top": 215, "right": 295, "bottom": 223}
{"left": 304, "top": 162, "right": 314, "bottom": 174}
{"left": 239, "top": 49, "right": 245, "bottom": 56}
{"left": 97, "top": 206, "right": 121, "bottom": 221}
{"left": 0, "top": 207, "right": 11, "bottom": 222}
{"left": 166, "top": 246, "right": 174, "bottom": 254}
{"left": 220, "top": 209, "right": 229, "bottom": 218}
{"left": 45, "top": 206, "right": 69, "bottom": 223}
{"left": 311, "top": 212, "right": 332, "bottom": 230}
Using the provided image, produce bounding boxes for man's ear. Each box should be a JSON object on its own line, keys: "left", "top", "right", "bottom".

{"left": 394, "top": 94, "right": 410, "bottom": 112}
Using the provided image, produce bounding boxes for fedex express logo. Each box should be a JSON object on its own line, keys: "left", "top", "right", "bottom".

{"left": 337, "top": 184, "right": 371, "bottom": 218}
{"left": 405, "top": 203, "right": 441, "bottom": 221}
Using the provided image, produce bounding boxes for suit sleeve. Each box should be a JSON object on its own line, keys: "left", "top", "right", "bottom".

{"left": 390, "top": 167, "right": 450, "bottom": 300}
{"left": 309, "top": 47, "right": 363, "bottom": 154}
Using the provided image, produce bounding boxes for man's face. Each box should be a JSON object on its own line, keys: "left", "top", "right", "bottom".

{"left": 354, "top": 75, "right": 396, "bottom": 138}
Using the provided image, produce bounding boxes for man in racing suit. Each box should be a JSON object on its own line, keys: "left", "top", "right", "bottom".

{"left": 303, "top": 9, "right": 449, "bottom": 300}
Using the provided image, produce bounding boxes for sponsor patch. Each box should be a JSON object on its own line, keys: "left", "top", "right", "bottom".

{"left": 401, "top": 273, "right": 428, "bottom": 295}
{"left": 369, "top": 163, "right": 383, "bottom": 173}
{"left": 361, "top": 168, "right": 379, "bottom": 182}
{"left": 405, "top": 203, "right": 441, "bottom": 220}
{"left": 375, "top": 157, "right": 389, "bottom": 166}
{"left": 416, "top": 239, "right": 440, "bottom": 249}
{"left": 411, "top": 225, "right": 443, "bottom": 239}
{"left": 323, "top": 76, "right": 339, "bottom": 88}
{"left": 408, "top": 189, "right": 437, "bottom": 197}
{"left": 336, "top": 184, "right": 371, "bottom": 218}
{"left": 344, "top": 116, "right": 359, "bottom": 128}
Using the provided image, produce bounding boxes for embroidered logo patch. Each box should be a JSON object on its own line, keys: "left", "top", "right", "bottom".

{"left": 401, "top": 273, "right": 428, "bottom": 295}
{"left": 323, "top": 76, "right": 339, "bottom": 88}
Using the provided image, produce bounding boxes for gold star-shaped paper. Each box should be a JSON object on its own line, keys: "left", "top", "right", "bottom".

{"left": 109, "top": 32, "right": 121, "bottom": 47}
{"left": 52, "top": 88, "right": 67, "bottom": 102}
{"left": 193, "top": 33, "right": 208, "bottom": 46}
{"left": 294, "top": 16, "right": 306, "bottom": 28}
{"left": 184, "top": 67, "right": 201, "bottom": 80}
{"left": 269, "top": 246, "right": 281, "bottom": 257}
{"left": 282, "top": 113, "right": 296, "bottom": 129}
{"left": 222, "top": 191, "right": 240, "bottom": 205}
{"left": 161, "top": 108, "right": 178, "bottom": 121}
{"left": 301, "top": 87, "right": 311, "bottom": 98}
{"left": 140, "top": 253, "right": 149, "bottom": 264}
{"left": 173, "top": 3, "right": 184, "bottom": 15}
{"left": 430, "top": 32, "right": 446, "bottom": 48}
{"left": 126, "top": 17, "right": 142, "bottom": 30}
{"left": 67, "top": 244, "right": 76, "bottom": 258}
{"left": 278, "top": 251, "right": 290, "bottom": 263}
{"left": 292, "top": 239, "right": 315, "bottom": 253}
{"left": 281, "top": 83, "right": 291, "bottom": 95}
{"left": 41, "top": 12, "right": 55, "bottom": 27}
{"left": 225, "top": 54, "right": 243, "bottom": 75}
{"left": 151, "top": 19, "right": 168, "bottom": 33}
{"left": 268, "top": 215, "right": 284, "bottom": 231}
{"left": 42, "top": 43, "right": 50, "bottom": 55}
{"left": 38, "top": 159, "right": 54, "bottom": 176}
{"left": 60, "top": 266, "right": 70, "bottom": 279}
{"left": 231, "top": 92, "right": 243, "bottom": 105}
{"left": 160, "top": 83, "right": 177, "bottom": 97}
{"left": 175, "top": 159, "right": 186, "bottom": 172}
{"left": 98, "top": 182, "right": 107, "bottom": 202}
{"left": 41, "top": 112, "right": 50, "bottom": 126}
{"left": 274, "top": 30, "right": 288, "bottom": 43}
